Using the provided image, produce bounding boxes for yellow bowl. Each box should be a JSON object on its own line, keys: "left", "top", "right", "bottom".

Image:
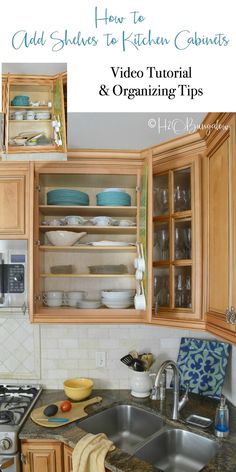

{"left": 63, "top": 378, "right": 94, "bottom": 401}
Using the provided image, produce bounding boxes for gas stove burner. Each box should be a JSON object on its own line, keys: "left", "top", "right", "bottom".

{"left": 0, "top": 410, "right": 14, "bottom": 424}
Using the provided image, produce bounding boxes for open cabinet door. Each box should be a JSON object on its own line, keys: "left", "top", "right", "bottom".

{"left": 53, "top": 74, "right": 67, "bottom": 153}
{"left": 28, "top": 162, "right": 40, "bottom": 321}
{"left": 140, "top": 150, "right": 153, "bottom": 322}
{"left": 4, "top": 75, "right": 10, "bottom": 153}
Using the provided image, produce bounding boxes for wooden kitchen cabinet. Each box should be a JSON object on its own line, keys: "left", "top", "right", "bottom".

{"left": 23, "top": 113, "right": 236, "bottom": 342}
{"left": 3, "top": 73, "right": 67, "bottom": 154}
{"left": 203, "top": 114, "right": 236, "bottom": 342}
{"left": 21, "top": 440, "right": 63, "bottom": 472}
{"left": 29, "top": 154, "right": 147, "bottom": 323}
{"left": 63, "top": 445, "right": 73, "bottom": 472}
{"left": 0, "top": 162, "right": 29, "bottom": 237}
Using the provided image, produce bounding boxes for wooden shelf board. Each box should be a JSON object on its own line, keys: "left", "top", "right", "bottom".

{"left": 40, "top": 225, "right": 137, "bottom": 234}
{"left": 39, "top": 245, "right": 137, "bottom": 252}
{"left": 10, "top": 106, "right": 51, "bottom": 109}
{"left": 40, "top": 273, "right": 135, "bottom": 278}
{"left": 153, "top": 211, "right": 192, "bottom": 221}
{"left": 10, "top": 120, "right": 52, "bottom": 123}
{"left": 32, "top": 307, "right": 146, "bottom": 323}
{"left": 39, "top": 205, "right": 138, "bottom": 217}
{"left": 153, "top": 260, "right": 192, "bottom": 266}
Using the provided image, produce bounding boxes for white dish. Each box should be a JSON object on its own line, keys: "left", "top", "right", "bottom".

{"left": 119, "top": 220, "right": 136, "bottom": 227}
{"left": 77, "top": 300, "right": 102, "bottom": 309}
{"left": 45, "top": 230, "right": 87, "bottom": 246}
{"left": 64, "top": 216, "right": 88, "bottom": 225}
{"left": 101, "top": 290, "right": 135, "bottom": 300}
{"left": 102, "top": 300, "right": 134, "bottom": 309}
{"left": 90, "top": 216, "right": 113, "bottom": 226}
{"left": 90, "top": 241, "right": 133, "bottom": 247}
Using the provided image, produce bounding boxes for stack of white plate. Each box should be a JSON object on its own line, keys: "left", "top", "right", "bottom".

{"left": 101, "top": 289, "right": 135, "bottom": 309}
{"left": 77, "top": 299, "right": 102, "bottom": 309}
{"left": 35, "top": 111, "right": 51, "bottom": 120}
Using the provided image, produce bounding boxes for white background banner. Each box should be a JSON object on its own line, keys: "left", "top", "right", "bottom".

{"left": 1, "top": 0, "right": 235, "bottom": 111}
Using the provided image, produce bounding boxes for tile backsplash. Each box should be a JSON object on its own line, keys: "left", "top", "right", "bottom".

{"left": 0, "top": 317, "right": 40, "bottom": 379}
{"left": 0, "top": 317, "right": 235, "bottom": 405}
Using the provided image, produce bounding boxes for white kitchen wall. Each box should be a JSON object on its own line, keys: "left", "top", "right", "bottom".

{"left": 0, "top": 318, "right": 235, "bottom": 405}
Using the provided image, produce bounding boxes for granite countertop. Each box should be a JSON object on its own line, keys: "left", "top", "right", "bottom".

{"left": 19, "top": 389, "right": 236, "bottom": 472}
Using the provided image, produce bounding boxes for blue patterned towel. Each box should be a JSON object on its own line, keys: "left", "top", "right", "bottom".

{"left": 176, "top": 337, "right": 231, "bottom": 399}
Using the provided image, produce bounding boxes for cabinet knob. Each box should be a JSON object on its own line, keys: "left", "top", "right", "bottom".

{"left": 0, "top": 438, "right": 12, "bottom": 450}
{"left": 225, "top": 306, "right": 236, "bottom": 324}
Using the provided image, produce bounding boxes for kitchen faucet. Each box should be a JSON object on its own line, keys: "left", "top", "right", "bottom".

{"left": 150, "top": 360, "right": 189, "bottom": 420}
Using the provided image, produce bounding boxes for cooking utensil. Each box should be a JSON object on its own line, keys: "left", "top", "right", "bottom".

{"left": 120, "top": 354, "right": 145, "bottom": 371}
{"left": 31, "top": 396, "right": 102, "bottom": 428}
{"left": 120, "top": 354, "right": 135, "bottom": 366}
{"left": 39, "top": 418, "right": 70, "bottom": 423}
{"left": 132, "top": 358, "right": 145, "bottom": 372}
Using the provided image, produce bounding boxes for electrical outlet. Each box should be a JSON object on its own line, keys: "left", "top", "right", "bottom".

{"left": 96, "top": 351, "right": 106, "bottom": 368}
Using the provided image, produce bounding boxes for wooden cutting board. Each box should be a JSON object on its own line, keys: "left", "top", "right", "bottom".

{"left": 31, "top": 396, "right": 102, "bottom": 428}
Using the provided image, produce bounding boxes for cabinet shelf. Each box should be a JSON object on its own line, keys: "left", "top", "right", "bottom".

{"left": 10, "top": 120, "right": 52, "bottom": 123}
{"left": 40, "top": 273, "right": 135, "bottom": 278}
{"left": 39, "top": 205, "right": 137, "bottom": 217}
{"left": 153, "top": 211, "right": 192, "bottom": 222}
{"left": 33, "top": 307, "right": 145, "bottom": 323}
{"left": 10, "top": 106, "right": 52, "bottom": 109}
{"left": 39, "top": 245, "right": 136, "bottom": 252}
{"left": 153, "top": 260, "right": 192, "bottom": 266}
{"left": 40, "top": 225, "right": 137, "bottom": 234}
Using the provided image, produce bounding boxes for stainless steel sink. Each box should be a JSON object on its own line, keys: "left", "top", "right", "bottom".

{"left": 78, "top": 404, "right": 164, "bottom": 453}
{"left": 134, "top": 428, "right": 219, "bottom": 472}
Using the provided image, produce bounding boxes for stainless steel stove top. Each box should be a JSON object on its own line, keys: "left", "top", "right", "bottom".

{"left": 0, "top": 384, "right": 42, "bottom": 455}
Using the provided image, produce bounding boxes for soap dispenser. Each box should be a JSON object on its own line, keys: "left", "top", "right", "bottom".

{"left": 215, "top": 395, "right": 229, "bottom": 438}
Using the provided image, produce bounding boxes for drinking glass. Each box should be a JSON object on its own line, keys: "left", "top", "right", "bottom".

{"left": 175, "top": 227, "right": 184, "bottom": 259}
{"left": 159, "top": 229, "right": 169, "bottom": 260}
{"left": 184, "top": 227, "right": 192, "bottom": 259}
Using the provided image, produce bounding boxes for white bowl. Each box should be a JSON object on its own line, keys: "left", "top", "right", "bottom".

{"left": 45, "top": 231, "right": 87, "bottom": 246}
{"left": 66, "top": 291, "right": 85, "bottom": 307}
{"left": 64, "top": 216, "right": 87, "bottom": 225}
{"left": 44, "top": 290, "right": 64, "bottom": 299}
{"left": 90, "top": 216, "right": 112, "bottom": 226}
{"left": 101, "top": 290, "right": 135, "bottom": 300}
{"left": 103, "top": 299, "right": 134, "bottom": 308}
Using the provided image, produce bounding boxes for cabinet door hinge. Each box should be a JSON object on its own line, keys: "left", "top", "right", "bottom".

{"left": 34, "top": 240, "right": 41, "bottom": 246}
{"left": 34, "top": 295, "right": 41, "bottom": 302}
{"left": 21, "top": 453, "right": 27, "bottom": 464}
{"left": 35, "top": 185, "right": 41, "bottom": 192}
{"left": 225, "top": 306, "right": 236, "bottom": 324}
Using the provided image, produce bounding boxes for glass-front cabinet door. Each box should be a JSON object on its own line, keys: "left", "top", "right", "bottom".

{"left": 152, "top": 156, "right": 202, "bottom": 323}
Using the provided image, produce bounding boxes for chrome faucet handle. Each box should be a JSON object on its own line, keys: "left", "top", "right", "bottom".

{"left": 179, "top": 382, "right": 189, "bottom": 411}
{"left": 150, "top": 385, "right": 160, "bottom": 400}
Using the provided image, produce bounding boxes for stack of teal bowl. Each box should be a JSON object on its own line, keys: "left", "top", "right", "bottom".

{"left": 47, "top": 189, "right": 89, "bottom": 206}
{"left": 96, "top": 190, "right": 131, "bottom": 206}
{"left": 11, "top": 95, "right": 30, "bottom": 106}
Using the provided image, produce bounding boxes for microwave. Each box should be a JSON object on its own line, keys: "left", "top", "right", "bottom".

{"left": 0, "top": 240, "right": 27, "bottom": 313}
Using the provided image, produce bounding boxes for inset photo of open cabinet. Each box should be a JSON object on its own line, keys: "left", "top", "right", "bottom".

{"left": 1, "top": 63, "right": 67, "bottom": 157}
